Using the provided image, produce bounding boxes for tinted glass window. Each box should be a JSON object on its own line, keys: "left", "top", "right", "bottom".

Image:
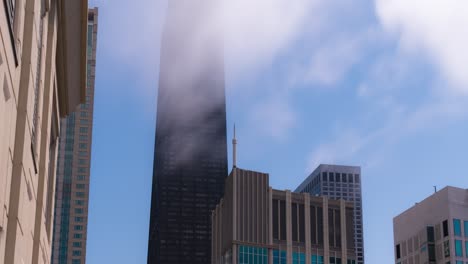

{"left": 464, "top": 221, "right": 468, "bottom": 237}
{"left": 454, "top": 219, "right": 462, "bottom": 236}
{"left": 443, "top": 220, "right": 449, "bottom": 237}
{"left": 273, "top": 199, "right": 278, "bottom": 240}
{"left": 455, "top": 240, "right": 463, "bottom": 257}
{"left": 427, "top": 226, "right": 435, "bottom": 242}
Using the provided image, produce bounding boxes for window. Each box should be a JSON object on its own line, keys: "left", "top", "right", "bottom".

{"left": 273, "top": 200, "right": 278, "bottom": 239}
{"left": 455, "top": 240, "right": 463, "bottom": 257}
{"left": 79, "top": 127, "right": 88, "bottom": 133}
{"left": 74, "top": 225, "right": 83, "bottom": 231}
{"left": 322, "top": 172, "right": 328, "bottom": 182}
{"left": 444, "top": 240, "right": 450, "bottom": 257}
{"left": 443, "top": 220, "right": 449, "bottom": 237}
{"left": 280, "top": 200, "right": 286, "bottom": 240}
{"left": 72, "top": 260, "right": 81, "bottom": 264}
{"left": 292, "top": 203, "right": 298, "bottom": 242}
{"left": 5, "top": 0, "right": 15, "bottom": 27}
{"left": 311, "top": 255, "right": 324, "bottom": 264}
{"left": 238, "top": 245, "right": 268, "bottom": 264}
{"left": 466, "top": 241, "right": 468, "bottom": 257}
{"left": 464, "top": 221, "right": 468, "bottom": 237}
{"left": 329, "top": 257, "right": 342, "bottom": 264}
{"left": 273, "top": 250, "right": 286, "bottom": 264}
{"left": 427, "top": 226, "right": 435, "bottom": 242}
{"left": 396, "top": 244, "right": 401, "bottom": 259}
{"left": 72, "top": 250, "right": 81, "bottom": 256}
{"left": 454, "top": 219, "right": 462, "bottom": 236}
{"left": 73, "top": 242, "right": 82, "bottom": 247}
{"left": 292, "top": 252, "right": 305, "bottom": 264}
{"left": 74, "top": 233, "right": 82, "bottom": 239}
{"left": 428, "top": 244, "right": 436, "bottom": 262}
{"left": 77, "top": 175, "right": 86, "bottom": 181}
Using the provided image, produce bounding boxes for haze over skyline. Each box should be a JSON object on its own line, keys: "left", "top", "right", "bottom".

{"left": 86, "top": 0, "right": 468, "bottom": 263}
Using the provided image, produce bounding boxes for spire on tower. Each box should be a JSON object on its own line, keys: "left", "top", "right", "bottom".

{"left": 232, "top": 124, "right": 237, "bottom": 168}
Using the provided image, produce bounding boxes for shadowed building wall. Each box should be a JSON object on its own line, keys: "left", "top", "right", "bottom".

{"left": 147, "top": 1, "right": 228, "bottom": 263}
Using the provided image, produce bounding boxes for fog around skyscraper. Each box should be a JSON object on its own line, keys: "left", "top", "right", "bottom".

{"left": 85, "top": 0, "right": 468, "bottom": 263}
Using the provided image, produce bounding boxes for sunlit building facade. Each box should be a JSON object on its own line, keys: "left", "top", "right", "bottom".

{"left": 394, "top": 186, "right": 468, "bottom": 264}
{"left": 0, "top": 0, "right": 88, "bottom": 263}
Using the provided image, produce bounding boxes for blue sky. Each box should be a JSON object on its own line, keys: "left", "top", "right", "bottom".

{"left": 86, "top": 0, "right": 468, "bottom": 263}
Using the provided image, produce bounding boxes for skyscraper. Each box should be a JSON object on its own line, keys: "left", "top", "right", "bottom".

{"left": 51, "top": 8, "right": 98, "bottom": 264}
{"left": 296, "top": 164, "right": 365, "bottom": 264}
{"left": 393, "top": 186, "right": 468, "bottom": 264}
{"left": 147, "top": 1, "right": 228, "bottom": 263}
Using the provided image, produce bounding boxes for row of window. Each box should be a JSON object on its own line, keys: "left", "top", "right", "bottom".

{"left": 322, "top": 172, "right": 360, "bottom": 184}
{"left": 454, "top": 240, "right": 468, "bottom": 258}
{"left": 237, "top": 247, "right": 355, "bottom": 264}
{"left": 238, "top": 245, "right": 268, "bottom": 264}
{"left": 453, "top": 219, "right": 468, "bottom": 237}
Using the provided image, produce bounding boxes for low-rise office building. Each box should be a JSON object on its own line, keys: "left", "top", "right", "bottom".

{"left": 212, "top": 167, "right": 357, "bottom": 264}
{"left": 394, "top": 186, "right": 468, "bottom": 264}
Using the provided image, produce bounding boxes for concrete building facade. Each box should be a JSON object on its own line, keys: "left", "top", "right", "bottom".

{"left": 393, "top": 186, "right": 468, "bottom": 264}
{"left": 51, "top": 8, "right": 98, "bottom": 264}
{"left": 212, "top": 167, "right": 357, "bottom": 264}
{"left": 295, "top": 165, "right": 364, "bottom": 264}
{"left": 0, "top": 0, "right": 88, "bottom": 263}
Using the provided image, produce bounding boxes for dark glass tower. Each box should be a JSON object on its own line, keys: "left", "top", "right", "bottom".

{"left": 147, "top": 1, "right": 228, "bottom": 263}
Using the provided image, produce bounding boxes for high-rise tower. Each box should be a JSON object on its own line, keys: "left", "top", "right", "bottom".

{"left": 52, "top": 8, "right": 98, "bottom": 264}
{"left": 147, "top": 1, "right": 228, "bottom": 263}
{"left": 296, "top": 164, "right": 365, "bottom": 264}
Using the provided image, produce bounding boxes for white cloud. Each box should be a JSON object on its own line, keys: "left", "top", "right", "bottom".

{"left": 306, "top": 96, "right": 468, "bottom": 173}
{"left": 375, "top": 0, "right": 468, "bottom": 92}
{"left": 302, "top": 29, "right": 377, "bottom": 86}
{"left": 250, "top": 96, "right": 297, "bottom": 140}
{"left": 219, "top": 0, "right": 316, "bottom": 76}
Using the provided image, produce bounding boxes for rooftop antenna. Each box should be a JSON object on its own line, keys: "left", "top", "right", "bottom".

{"left": 434, "top": 186, "right": 437, "bottom": 193}
{"left": 232, "top": 124, "right": 237, "bottom": 168}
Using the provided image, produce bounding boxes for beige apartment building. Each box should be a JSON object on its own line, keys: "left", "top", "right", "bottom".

{"left": 394, "top": 186, "right": 468, "bottom": 264}
{"left": 0, "top": 0, "right": 88, "bottom": 263}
